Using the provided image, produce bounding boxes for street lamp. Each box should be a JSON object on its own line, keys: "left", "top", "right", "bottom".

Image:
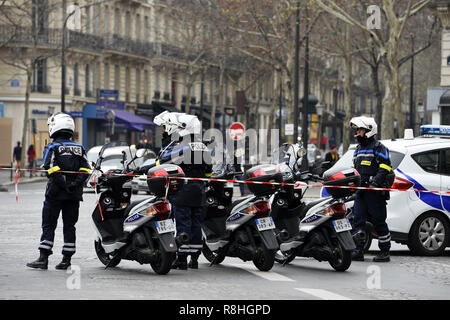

{"left": 61, "top": 2, "right": 80, "bottom": 113}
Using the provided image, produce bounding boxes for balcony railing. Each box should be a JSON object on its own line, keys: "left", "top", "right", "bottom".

{"left": 31, "top": 84, "right": 51, "bottom": 94}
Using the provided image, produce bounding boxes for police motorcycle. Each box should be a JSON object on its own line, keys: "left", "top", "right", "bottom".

{"left": 201, "top": 160, "right": 282, "bottom": 272}
{"left": 88, "top": 142, "right": 187, "bottom": 275}
{"left": 271, "top": 143, "right": 358, "bottom": 271}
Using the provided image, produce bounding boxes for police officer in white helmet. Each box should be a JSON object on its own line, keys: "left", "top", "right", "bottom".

{"left": 350, "top": 116, "right": 393, "bottom": 262}
{"left": 27, "top": 113, "right": 91, "bottom": 270}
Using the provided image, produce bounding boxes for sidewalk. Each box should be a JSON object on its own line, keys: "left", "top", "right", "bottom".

{"left": 0, "top": 167, "right": 46, "bottom": 190}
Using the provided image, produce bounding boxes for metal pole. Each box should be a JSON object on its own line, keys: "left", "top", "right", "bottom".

{"left": 61, "top": 0, "right": 67, "bottom": 113}
{"left": 200, "top": 70, "right": 205, "bottom": 125}
{"left": 293, "top": 4, "right": 300, "bottom": 145}
{"left": 410, "top": 34, "right": 415, "bottom": 131}
{"left": 279, "top": 69, "right": 282, "bottom": 144}
{"left": 302, "top": 7, "right": 310, "bottom": 171}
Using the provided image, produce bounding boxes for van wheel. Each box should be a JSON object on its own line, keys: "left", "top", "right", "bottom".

{"left": 408, "top": 212, "right": 449, "bottom": 256}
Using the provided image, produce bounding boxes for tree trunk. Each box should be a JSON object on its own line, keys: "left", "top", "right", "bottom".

{"left": 371, "top": 64, "right": 383, "bottom": 138}
{"left": 381, "top": 68, "right": 395, "bottom": 139}
{"left": 21, "top": 65, "right": 33, "bottom": 174}
{"left": 343, "top": 25, "right": 353, "bottom": 153}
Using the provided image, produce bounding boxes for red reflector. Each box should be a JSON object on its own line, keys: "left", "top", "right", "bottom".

{"left": 253, "top": 201, "right": 271, "bottom": 213}
{"left": 153, "top": 202, "right": 171, "bottom": 214}
{"left": 391, "top": 177, "right": 414, "bottom": 190}
{"left": 330, "top": 202, "right": 346, "bottom": 214}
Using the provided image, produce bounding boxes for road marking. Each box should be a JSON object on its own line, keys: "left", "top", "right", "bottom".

{"left": 295, "top": 288, "right": 351, "bottom": 300}
{"left": 230, "top": 263, "right": 295, "bottom": 281}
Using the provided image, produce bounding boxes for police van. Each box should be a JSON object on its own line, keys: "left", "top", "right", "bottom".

{"left": 322, "top": 125, "right": 450, "bottom": 256}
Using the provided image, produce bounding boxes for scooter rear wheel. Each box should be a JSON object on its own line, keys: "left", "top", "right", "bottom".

{"left": 253, "top": 246, "right": 275, "bottom": 271}
{"left": 328, "top": 238, "right": 352, "bottom": 272}
{"left": 94, "top": 240, "right": 121, "bottom": 267}
{"left": 150, "top": 250, "right": 175, "bottom": 275}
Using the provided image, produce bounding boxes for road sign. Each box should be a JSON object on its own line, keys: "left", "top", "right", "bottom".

{"left": 99, "top": 89, "right": 119, "bottom": 99}
{"left": 229, "top": 122, "right": 245, "bottom": 141}
{"left": 285, "top": 124, "right": 294, "bottom": 136}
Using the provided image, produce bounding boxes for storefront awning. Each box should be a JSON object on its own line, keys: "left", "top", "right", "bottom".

{"left": 113, "top": 110, "right": 156, "bottom": 131}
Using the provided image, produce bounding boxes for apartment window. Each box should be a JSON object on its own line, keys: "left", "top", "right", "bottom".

{"left": 74, "top": 63, "right": 80, "bottom": 95}
{"left": 114, "top": 65, "right": 120, "bottom": 91}
{"left": 32, "top": 58, "right": 48, "bottom": 93}
{"left": 155, "top": 70, "right": 160, "bottom": 92}
{"left": 114, "top": 8, "right": 120, "bottom": 34}
{"left": 104, "top": 63, "right": 109, "bottom": 89}
{"left": 136, "top": 69, "right": 141, "bottom": 102}
{"left": 103, "top": 6, "right": 109, "bottom": 35}
{"left": 144, "top": 16, "right": 149, "bottom": 41}
{"left": 125, "top": 11, "right": 131, "bottom": 37}
{"left": 85, "top": 6, "right": 90, "bottom": 33}
{"left": 136, "top": 14, "right": 141, "bottom": 40}
{"left": 93, "top": 62, "right": 99, "bottom": 93}
{"left": 154, "top": 15, "right": 159, "bottom": 42}
{"left": 85, "top": 64, "right": 91, "bottom": 97}
{"left": 144, "top": 70, "right": 149, "bottom": 103}
{"left": 125, "top": 67, "right": 130, "bottom": 101}
{"left": 32, "top": 0, "right": 48, "bottom": 34}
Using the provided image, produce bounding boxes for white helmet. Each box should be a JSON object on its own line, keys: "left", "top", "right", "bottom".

{"left": 47, "top": 113, "right": 75, "bottom": 138}
{"left": 350, "top": 116, "right": 377, "bottom": 138}
{"left": 153, "top": 111, "right": 201, "bottom": 137}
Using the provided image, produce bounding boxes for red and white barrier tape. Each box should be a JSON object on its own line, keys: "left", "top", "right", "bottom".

{"left": 1, "top": 167, "right": 449, "bottom": 196}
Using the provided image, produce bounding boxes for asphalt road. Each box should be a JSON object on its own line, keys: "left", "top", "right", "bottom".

{"left": 0, "top": 182, "right": 449, "bottom": 300}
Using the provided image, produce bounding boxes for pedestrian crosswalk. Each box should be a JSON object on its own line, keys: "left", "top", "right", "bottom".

{"left": 228, "top": 263, "right": 352, "bottom": 300}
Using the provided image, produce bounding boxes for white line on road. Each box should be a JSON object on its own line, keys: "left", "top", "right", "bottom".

{"left": 230, "top": 263, "right": 295, "bottom": 281}
{"left": 295, "top": 288, "right": 351, "bottom": 300}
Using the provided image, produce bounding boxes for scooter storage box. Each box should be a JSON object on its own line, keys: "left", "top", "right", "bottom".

{"left": 146, "top": 164, "right": 185, "bottom": 197}
{"left": 322, "top": 167, "right": 361, "bottom": 198}
{"left": 244, "top": 164, "right": 283, "bottom": 196}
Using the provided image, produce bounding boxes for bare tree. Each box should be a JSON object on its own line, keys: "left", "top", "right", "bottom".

{"left": 316, "top": 0, "right": 433, "bottom": 138}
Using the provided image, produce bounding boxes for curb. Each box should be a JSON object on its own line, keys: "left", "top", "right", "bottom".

{"left": 0, "top": 177, "right": 47, "bottom": 189}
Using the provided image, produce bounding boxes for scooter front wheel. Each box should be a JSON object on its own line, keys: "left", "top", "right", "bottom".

{"left": 202, "top": 240, "right": 225, "bottom": 265}
{"left": 94, "top": 240, "right": 121, "bottom": 267}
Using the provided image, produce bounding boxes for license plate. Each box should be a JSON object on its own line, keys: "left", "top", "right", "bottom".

{"left": 332, "top": 218, "right": 352, "bottom": 233}
{"left": 255, "top": 217, "right": 275, "bottom": 231}
{"left": 155, "top": 219, "right": 176, "bottom": 234}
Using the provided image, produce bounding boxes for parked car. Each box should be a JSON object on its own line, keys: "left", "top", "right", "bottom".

{"left": 321, "top": 125, "right": 450, "bottom": 256}
{"left": 131, "top": 151, "right": 157, "bottom": 194}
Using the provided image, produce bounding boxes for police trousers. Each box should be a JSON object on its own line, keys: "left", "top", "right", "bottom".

{"left": 173, "top": 205, "right": 203, "bottom": 260}
{"left": 38, "top": 198, "right": 80, "bottom": 257}
{"left": 352, "top": 190, "right": 391, "bottom": 252}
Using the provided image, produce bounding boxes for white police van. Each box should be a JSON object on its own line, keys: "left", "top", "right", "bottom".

{"left": 322, "top": 125, "right": 450, "bottom": 256}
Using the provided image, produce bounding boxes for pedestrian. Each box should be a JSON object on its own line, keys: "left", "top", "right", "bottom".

{"left": 320, "top": 135, "right": 328, "bottom": 151}
{"left": 350, "top": 116, "right": 393, "bottom": 262}
{"left": 145, "top": 111, "right": 213, "bottom": 270}
{"left": 323, "top": 144, "right": 339, "bottom": 171}
{"left": 27, "top": 144, "right": 36, "bottom": 178}
{"left": 26, "top": 113, "right": 91, "bottom": 270}
{"left": 13, "top": 141, "right": 22, "bottom": 176}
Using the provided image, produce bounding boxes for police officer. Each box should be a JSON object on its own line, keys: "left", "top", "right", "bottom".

{"left": 27, "top": 113, "right": 91, "bottom": 270}
{"left": 350, "top": 116, "right": 392, "bottom": 262}
{"left": 142, "top": 112, "right": 213, "bottom": 270}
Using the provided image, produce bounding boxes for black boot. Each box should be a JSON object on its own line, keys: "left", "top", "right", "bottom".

{"left": 188, "top": 256, "right": 198, "bottom": 269}
{"left": 351, "top": 249, "right": 364, "bottom": 261}
{"left": 171, "top": 257, "right": 187, "bottom": 270}
{"left": 55, "top": 255, "right": 71, "bottom": 270}
{"left": 26, "top": 252, "right": 48, "bottom": 270}
{"left": 373, "top": 251, "right": 390, "bottom": 262}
